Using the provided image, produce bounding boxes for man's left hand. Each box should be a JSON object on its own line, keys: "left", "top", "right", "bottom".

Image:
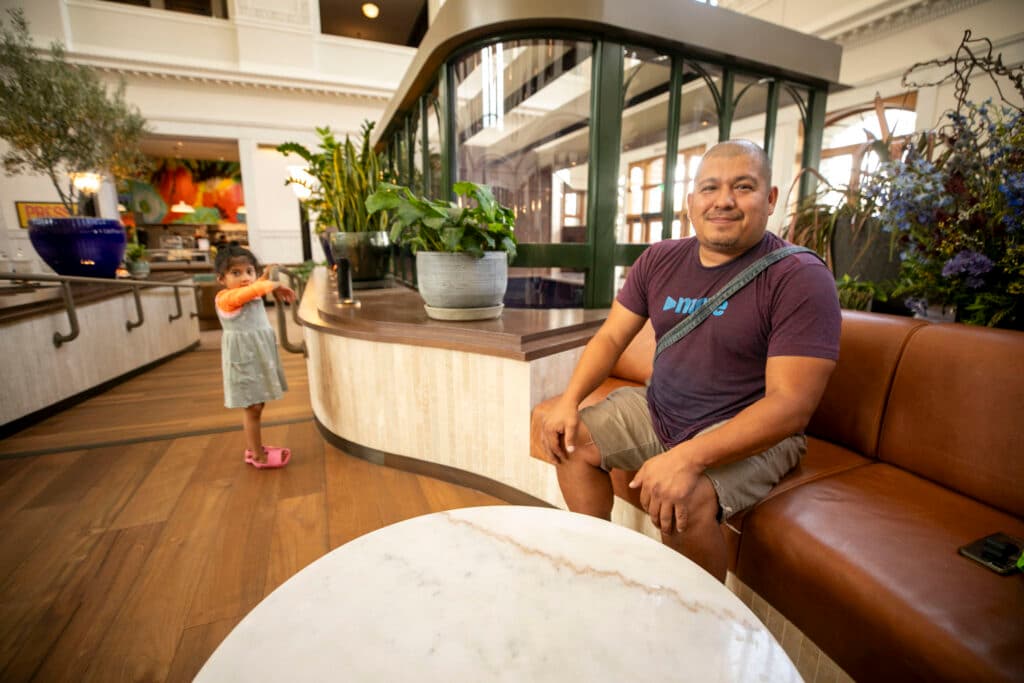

{"left": 629, "top": 451, "right": 704, "bottom": 534}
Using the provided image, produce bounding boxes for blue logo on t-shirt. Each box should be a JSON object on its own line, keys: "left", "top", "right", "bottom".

{"left": 663, "top": 295, "right": 728, "bottom": 317}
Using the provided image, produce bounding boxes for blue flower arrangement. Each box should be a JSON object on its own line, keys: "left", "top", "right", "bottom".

{"left": 859, "top": 35, "right": 1024, "bottom": 328}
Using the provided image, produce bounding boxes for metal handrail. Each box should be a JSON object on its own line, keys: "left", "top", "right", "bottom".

{"left": 0, "top": 272, "right": 198, "bottom": 348}
{"left": 274, "top": 266, "right": 307, "bottom": 356}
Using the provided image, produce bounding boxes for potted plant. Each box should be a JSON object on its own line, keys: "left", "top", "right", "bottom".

{"left": 835, "top": 274, "right": 889, "bottom": 312}
{"left": 276, "top": 120, "right": 391, "bottom": 283}
{"left": 366, "top": 180, "right": 518, "bottom": 320}
{"left": 124, "top": 241, "right": 150, "bottom": 279}
{"left": 0, "top": 8, "right": 149, "bottom": 278}
{"left": 781, "top": 94, "right": 910, "bottom": 312}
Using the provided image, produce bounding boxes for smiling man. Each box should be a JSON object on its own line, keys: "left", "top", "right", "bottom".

{"left": 535, "top": 140, "right": 841, "bottom": 581}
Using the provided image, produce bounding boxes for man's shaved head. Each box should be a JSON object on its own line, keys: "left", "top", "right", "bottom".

{"left": 698, "top": 140, "right": 772, "bottom": 186}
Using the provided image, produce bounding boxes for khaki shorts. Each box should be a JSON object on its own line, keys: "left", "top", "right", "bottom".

{"left": 578, "top": 386, "right": 805, "bottom": 520}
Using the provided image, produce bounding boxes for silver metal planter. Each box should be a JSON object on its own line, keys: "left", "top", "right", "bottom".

{"left": 328, "top": 231, "right": 391, "bottom": 283}
{"left": 415, "top": 251, "right": 508, "bottom": 320}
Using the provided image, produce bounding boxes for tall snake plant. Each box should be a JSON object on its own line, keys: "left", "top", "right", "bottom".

{"left": 277, "top": 119, "right": 387, "bottom": 233}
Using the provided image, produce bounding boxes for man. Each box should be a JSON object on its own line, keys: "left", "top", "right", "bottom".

{"left": 537, "top": 140, "right": 840, "bottom": 582}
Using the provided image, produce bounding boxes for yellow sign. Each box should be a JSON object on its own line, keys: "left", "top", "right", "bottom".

{"left": 15, "top": 201, "right": 70, "bottom": 228}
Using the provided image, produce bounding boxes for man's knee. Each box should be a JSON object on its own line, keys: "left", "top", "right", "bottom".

{"left": 672, "top": 475, "right": 721, "bottom": 532}
{"left": 554, "top": 419, "right": 603, "bottom": 469}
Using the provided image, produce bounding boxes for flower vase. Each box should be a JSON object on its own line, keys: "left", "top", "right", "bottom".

{"left": 915, "top": 303, "right": 957, "bottom": 323}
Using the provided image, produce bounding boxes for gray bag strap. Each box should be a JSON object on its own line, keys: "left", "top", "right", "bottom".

{"left": 654, "top": 246, "right": 818, "bottom": 360}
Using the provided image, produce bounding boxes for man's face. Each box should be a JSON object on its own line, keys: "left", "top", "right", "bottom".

{"left": 686, "top": 150, "right": 778, "bottom": 262}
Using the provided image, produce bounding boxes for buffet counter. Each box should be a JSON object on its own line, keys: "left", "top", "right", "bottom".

{"left": 298, "top": 266, "right": 649, "bottom": 529}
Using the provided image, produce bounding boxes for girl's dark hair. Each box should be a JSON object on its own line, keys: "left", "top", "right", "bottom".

{"left": 214, "top": 245, "right": 260, "bottom": 275}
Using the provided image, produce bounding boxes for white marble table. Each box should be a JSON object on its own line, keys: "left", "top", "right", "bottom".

{"left": 196, "top": 506, "right": 800, "bottom": 682}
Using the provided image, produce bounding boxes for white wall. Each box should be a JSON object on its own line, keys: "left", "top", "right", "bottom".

{"left": 726, "top": 0, "right": 1024, "bottom": 122}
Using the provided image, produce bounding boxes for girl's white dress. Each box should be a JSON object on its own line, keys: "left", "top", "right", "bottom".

{"left": 217, "top": 284, "right": 288, "bottom": 409}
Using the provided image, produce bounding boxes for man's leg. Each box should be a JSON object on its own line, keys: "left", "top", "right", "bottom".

{"left": 554, "top": 420, "right": 614, "bottom": 520}
{"left": 659, "top": 475, "right": 728, "bottom": 582}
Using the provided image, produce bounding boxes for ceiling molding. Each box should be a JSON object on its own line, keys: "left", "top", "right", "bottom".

{"left": 823, "top": 0, "right": 989, "bottom": 46}
{"left": 70, "top": 53, "right": 392, "bottom": 103}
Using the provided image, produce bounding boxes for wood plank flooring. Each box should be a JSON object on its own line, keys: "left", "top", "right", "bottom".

{"left": 0, "top": 338, "right": 508, "bottom": 682}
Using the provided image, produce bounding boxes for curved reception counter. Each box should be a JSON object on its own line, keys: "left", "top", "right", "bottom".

{"left": 299, "top": 267, "right": 654, "bottom": 534}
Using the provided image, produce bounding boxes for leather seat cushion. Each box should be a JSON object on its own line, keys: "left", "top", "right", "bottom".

{"left": 610, "top": 435, "right": 871, "bottom": 571}
{"left": 735, "top": 463, "right": 1024, "bottom": 683}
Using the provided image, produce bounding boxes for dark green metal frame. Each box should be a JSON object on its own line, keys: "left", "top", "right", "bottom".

{"left": 380, "top": 30, "right": 830, "bottom": 308}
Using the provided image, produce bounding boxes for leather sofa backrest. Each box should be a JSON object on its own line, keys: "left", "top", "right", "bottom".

{"left": 878, "top": 322, "right": 1024, "bottom": 518}
{"left": 610, "top": 321, "right": 655, "bottom": 384}
{"left": 806, "top": 311, "right": 926, "bottom": 458}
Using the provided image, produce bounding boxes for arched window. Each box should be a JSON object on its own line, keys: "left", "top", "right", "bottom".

{"left": 818, "top": 93, "right": 918, "bottom": 206}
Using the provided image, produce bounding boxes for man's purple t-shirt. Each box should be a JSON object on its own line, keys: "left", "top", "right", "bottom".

{"left": 616, "top": 232, "right": 841, "bottom": 448}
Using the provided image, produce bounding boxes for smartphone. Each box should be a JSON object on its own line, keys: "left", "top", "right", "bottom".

{"left": 958, "top": 533, "right": 1023, "bottom": 575}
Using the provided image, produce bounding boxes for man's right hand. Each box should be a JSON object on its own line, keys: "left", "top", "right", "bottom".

{"left": 538, "top": 397, "right": 582, "bottom": 465}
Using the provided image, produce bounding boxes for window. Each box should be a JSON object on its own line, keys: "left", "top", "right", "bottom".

{"left": 623, "top": 145, "right": 704, "bottom": 243}
{"left": 101, "top": 0, "right": 228, "bottom": 18}
{"left": 818, "top": 94, "right": 917, "bottom": 206}
{"left": 560, "top": 185, "right": 586, "bottom": 243}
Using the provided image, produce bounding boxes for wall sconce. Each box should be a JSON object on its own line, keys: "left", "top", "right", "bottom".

{"left": 171, "top": 200, "right": 195, "bottom": 213}
{"left": 71, "top": 172, "right": 102, "bottom": 195}
{"left": 361, "top": 3, "right": 379, "bottom": 19}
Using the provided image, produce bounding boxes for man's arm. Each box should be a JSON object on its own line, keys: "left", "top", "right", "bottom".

{"left": 631, "top": 354, "right": 836, "bottom": 533}
{"left": 537, "top": 301, "right": 647, "bottom": 464}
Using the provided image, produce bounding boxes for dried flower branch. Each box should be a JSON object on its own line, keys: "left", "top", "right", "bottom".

{"left": 901, "top": 30, "right": 1023, "bottom": 115}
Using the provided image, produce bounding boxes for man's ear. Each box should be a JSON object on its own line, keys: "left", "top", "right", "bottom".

{"left": 766, "top": 186, "right": 779, "bottom": 215}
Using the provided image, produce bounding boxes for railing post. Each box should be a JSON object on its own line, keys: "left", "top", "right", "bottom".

{"left": 170, "top": 286, "right": 184, "bottom": 322}
{"left": 53, "top": 281, "right": 80, "bottom": 348}
{"left": 274, "top": 267, "right": 307, "bottom": 356}
{"left": 126, "top": 286, "right": 145, "bottom": 331}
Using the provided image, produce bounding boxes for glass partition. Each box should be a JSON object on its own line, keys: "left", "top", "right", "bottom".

{"left": 395, "top": 120, "right": 410, "bottom": 186}
{"left": 453, "top": 39, "right": 594, "bottom": 245}
{"left": 617, "top": 46, "right": 672, "bottom": 246}
{"left": 375, "top": 5, "right": 838, "bottom": 308}
{"left": 426, "top": 84, "right": 444, "bottom": 199}
{"left": 452, "top": 38, "right": 595, "bottom": 308}
{"left": 410, "top": 103, "right": 424, "bottom": 195}
{"left": 674, "top": 61, "right": 722, "bottom": 238}
{"left": 730, "top": 73, "right": 771, "bottom": 150}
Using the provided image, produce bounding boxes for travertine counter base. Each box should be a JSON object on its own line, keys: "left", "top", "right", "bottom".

{"left": 299, "top": 268, "right": 656, "bottom": 535}
{"left": 196, "top": 506, "right": 800, "bottom": 682}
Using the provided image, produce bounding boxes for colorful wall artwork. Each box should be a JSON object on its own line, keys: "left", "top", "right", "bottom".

{"left": 127, "top": 159, "right": 244, "bottom": 225}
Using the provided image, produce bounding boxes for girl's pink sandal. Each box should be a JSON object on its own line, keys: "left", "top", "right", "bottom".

{"left": 245, "top": 446, "right": 291, "bottom": 469}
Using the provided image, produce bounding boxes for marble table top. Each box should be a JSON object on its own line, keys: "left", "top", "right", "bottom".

{"left": 196, "top": 506, "right": 799, "bottom": 682}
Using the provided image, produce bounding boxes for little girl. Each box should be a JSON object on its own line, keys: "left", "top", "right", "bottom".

{"left": 215, "top": 245, "right": 297, "bottom": 469}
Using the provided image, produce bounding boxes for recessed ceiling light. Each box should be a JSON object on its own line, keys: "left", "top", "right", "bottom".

{"left": 362, "top": 3, "right": 379, "bottom": 19}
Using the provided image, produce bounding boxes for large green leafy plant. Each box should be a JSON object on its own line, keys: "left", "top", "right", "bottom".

{"left": 366, "top": 181, "right": 518, "bottom": 262}
{"left": 277, "top": 120, "right": 386, "bottom": 233}
{"left": 0, "top": 8, "right": 148, "bottom": 215}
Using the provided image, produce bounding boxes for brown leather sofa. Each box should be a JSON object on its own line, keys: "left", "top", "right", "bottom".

{"left": 530, "top": 311, "right": 1024, "bottom": 682}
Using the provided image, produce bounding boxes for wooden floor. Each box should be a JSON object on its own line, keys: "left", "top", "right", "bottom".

{"left": 0, "top": 340, "right": 507, "bottom": 682}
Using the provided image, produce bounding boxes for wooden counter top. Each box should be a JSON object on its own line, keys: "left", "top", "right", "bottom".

{"left": 299, "top": 267, "right": 607, "bottom": 361}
